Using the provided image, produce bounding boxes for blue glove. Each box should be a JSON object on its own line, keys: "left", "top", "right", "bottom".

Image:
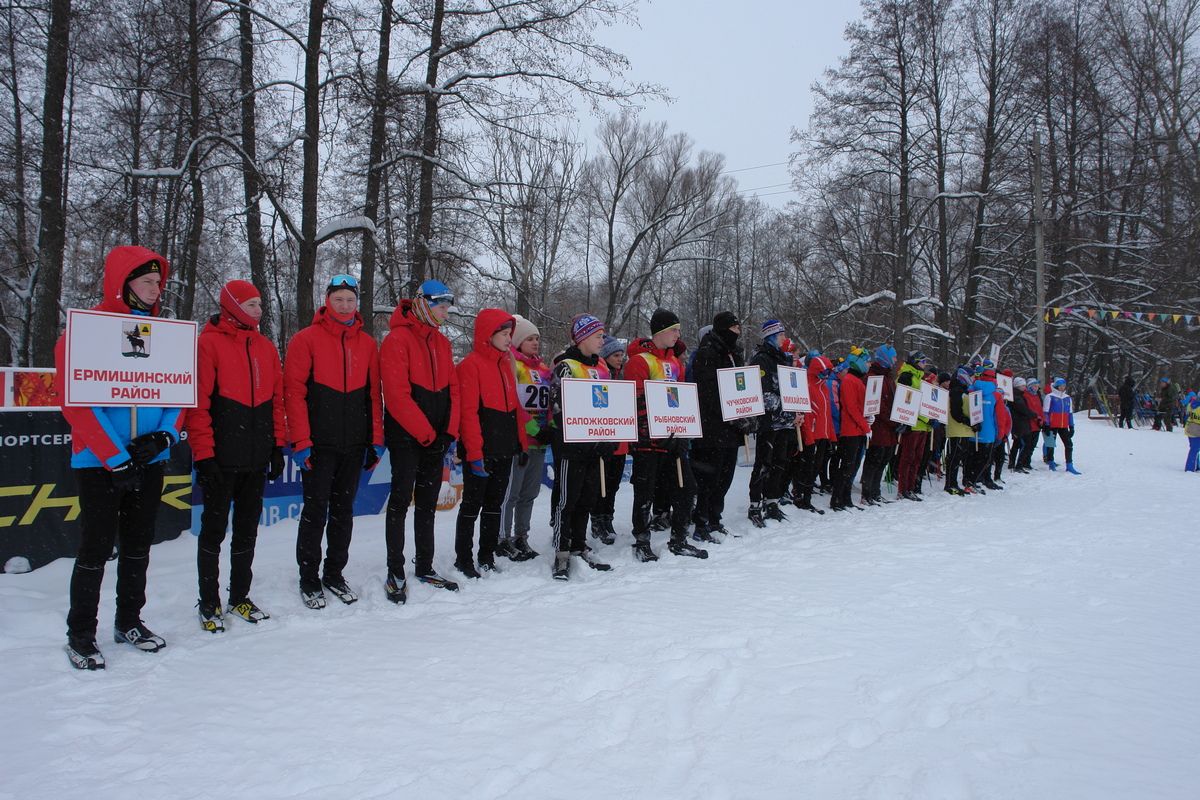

{"left": 293, "top": 447, "right": 313, "bottom": 471}
{"left": 364, "top": 444, "right": 385, "bottom": 471}
{"left": 468, "top": 459, "right": 488, "bottom": 477}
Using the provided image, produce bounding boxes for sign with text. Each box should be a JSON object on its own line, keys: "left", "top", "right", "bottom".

{"left": 969, "top": 390, "right": 984, "bottom": 425}
{"left": 63, "top": 309, "right": 198, "bottom": 407}
{"left": 920, "top": 384, "right": 950, "bottom": 424}
{"left": 716, "top": 366, "right": 765, "bottom": 421}
{"left": 864, "top": 375, "right": 884, "bottom": 415}
{"left": 997, "top": 373, "right": 1014, "bottom": 402}
{"left": 989, "top": 343, "right": 1001, "bottom": 363}
{"left": 890, "top": 384, "right": 923, "bottom": 426}
{"left": 777, "top": 366, "right": 811, "bottom": 413}
{"left": 644, "top": 381, "right": 703, "bottom": 438}
{"left": 558, "top": 378, "right": 638, "bottom": 442}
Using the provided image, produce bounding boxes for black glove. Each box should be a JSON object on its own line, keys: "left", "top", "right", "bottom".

{"left": 896, "top": 424, "right": 911, "bottom": 435}
{"left": 111, "top": 459, "right": 142, "bottom": 492}
{"left": 194, "top": 458, "right": 225, "bottom": 495}
{"left": 533, "top": 426, "right": 556, "bottom": 446}
{"left": 363, "top": 444, "right": 384, "bottom": 471}
{"left": 433, "top": 432, "right": 455, "bottom": 452}
{"left": 664, "top": 436, "right": 688, "bottom": 457}
{"left": 971, "top": 423, "right": 982, "bottom": 433}
{"left": 517, "top": 451, "right": 530, "bottom": 468}
{"left": 128, "top": 431, "right": 173, "bottom": 465}
{"left": 1069, "top": 426, "right": 1075, "bottom": 435}
{"left": 267, "top": 447, "right": 285, "bottom": 480}
{"left": 731, "top": 416, "right": 758, "bottom": 435}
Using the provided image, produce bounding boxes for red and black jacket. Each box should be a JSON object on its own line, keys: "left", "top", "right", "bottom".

{"left": 456, "top": 308, "right": 524, "bottom": 462}
{"left": 867, "top": 363, "right": 898, "bottom": 447}
{"left": 379, "top": 299, "right": 459, "bottom": 448}
{"left": 624, "top": 336, "right": 687, "bottom": 453}
{"left": 283, "top": 307, "right": 383, "bottom": 450}
{"left": 838, "top": 370, "right": 871, "bottom": 437}
{"left": 186, "top": 314, "right": 286, "bottom": 470}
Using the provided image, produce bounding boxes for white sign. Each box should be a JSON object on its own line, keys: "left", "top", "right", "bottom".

{"left": 558, "top": 378, "right": 638, "bottom": 443}
{"left": 989, "top": 343, "right": 1001, "bottom": 363}
{"left": 716, "top": 366, "right": 765, "bottom": 421}
{"left": 920, "top": 384, "right": 950, "bottom": 424}
{"left": 777, "top": 366, "right": 811, "bottom": 413}
{"left": 63, "top": 309, "right": 198, "bottom": 407}
{"left": 996, "top": 373, "right": 1014, "bottom": 402}
{"left": 644, "top": 381, "right": 703, "bottom": 438}
{"left": 969, "top": 390, "right": 984, "bottom": 425}
{"left": 864, "top": 374, "right": 884, "bottom": 415}
{"left": 890, "top": 384, "right": 923, "bottom": 426}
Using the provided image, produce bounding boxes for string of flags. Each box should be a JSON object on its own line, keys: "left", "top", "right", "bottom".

{"left": 1044, "top": 307, "right": 1199, "bottom": 325}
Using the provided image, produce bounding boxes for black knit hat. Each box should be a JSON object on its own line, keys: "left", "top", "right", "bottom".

{"left": 650, "top": 307, "right": 680, "bottom": 335}
{"left": 713, "top": 310, "right": 740, "bottom": 331}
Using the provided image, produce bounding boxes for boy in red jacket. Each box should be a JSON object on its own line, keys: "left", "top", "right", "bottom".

{"left": 831, "top": 347, "right": 871, "bottom": 510}
{"left": 284, "top": 275, "right": 384, "bottom": 609}
{"left": 379, "top": 280, "right": 461, "bottom": 600}
{"left": 453, "top": 309, "right": 525, "bottom": 577}
{"left": 187, "top": 280, "right": 286, "bottom": 630}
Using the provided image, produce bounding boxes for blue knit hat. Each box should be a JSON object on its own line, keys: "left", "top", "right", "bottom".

{"left": 762, "top": 319, "right": 785, "bottom": 339}
{"left": 872, "top": 345, "right": 896, "bottom": 369}
{"left": 598, "top": 335, "right": 624, "bottom": 360}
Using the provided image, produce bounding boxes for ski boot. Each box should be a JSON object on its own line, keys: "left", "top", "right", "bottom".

{"left": 552, "top": 551, "right": 571, "bottom": 580}
{"left": 416, "top": 571, "right": 460, "bottom": 591}
{"left": 512, "top": 536, "right": 539, "bottom": 561}
{"left": 763, "top": 501, "right": 787, "bottom": 522}
{"left": 114, "top": 622, "right": 166, "bottom": 652}
{"left": 1065, "top": 462, "right": 1081, "bottom": 475}
{"left": 455, "top": 560, "right": 482, "bottom": 580}
{"left": 747, "top": 504, "right": 766, "bottom": 528}
{"left": 590, "top": 515, "right": 616, "bottom": 545}
{"left": 632, "top": 540, "right": 659, "bottom": 562}
{"left": 66, "top": 638, "right": 105, "bottom": 670}
{"left": 300, "top": 586, "right": 326, "bottom": 609}
{"left": 691, "top": 525, "right": 720, "bottom": 544}
{"left": 494, "top": 538, "right": 520, "bottom": 561}
{"left": 384, "top": 573, "right": 407, "bottom": 604}
{"left": 227, "top": 599, "right": 269, "bottom": 623}
{"left": 668, "top": 537, "right": 709, "bottom": 559}
{"left": 198, "top": 600, "right": 225, "bottom": 633}
{"left": 649, "top": 511, "right": 671, "bottom": 532}
{"left": 322, "top": 576, "right": 358, "bottom": 604}
{"left": 578, "top": 549, "right": 612, "bottom": 571}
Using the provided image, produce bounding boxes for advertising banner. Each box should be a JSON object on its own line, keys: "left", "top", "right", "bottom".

{"left": 558, "top": 378, "right": 638, "bottom": 442}
{"left": 716, "top": 366, "right": 765, "bottom": 421}
{"left": 63, "top": 309, "right": 198, "bottom": 407}
{"left": 777, "top": 366, "right": 812, "bottom": 413}
{"left": 644, "top": 381, "right": 703, "bottom": 438}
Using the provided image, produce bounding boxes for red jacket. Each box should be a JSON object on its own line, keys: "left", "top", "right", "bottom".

{"left": 996, "top": 392, "right": 1013, "bottom": 439}
{"left": 800, "top": 356, "right": 836, "bottom": 445}
{"left": 187, "top": 313, "right": 285, "bottom": 468}
{"left": 1021, "top": 387, "right": 1044, "bottom": 429}
{"left": 624, "top": 336, "right": 687, "bottom": 452}
{"left": 456, "top": 309, "right": 524, "bottom": 462}
{"left": 380, "top": 300, "right": 459, "bottom": 448}
{"left": 838, "top": 370, "right": 871, "bottom": 437}
{"left": 283, "top": 307, "right": 382, "bottom": 450}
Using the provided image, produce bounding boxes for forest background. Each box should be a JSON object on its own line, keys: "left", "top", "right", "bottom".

{"left": 2, "top": 0, "right": 1198, "bottom": 393}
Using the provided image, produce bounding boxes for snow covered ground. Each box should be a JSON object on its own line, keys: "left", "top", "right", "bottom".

{"left": 2, "top": 418, "right": 1198, "bottom": 799}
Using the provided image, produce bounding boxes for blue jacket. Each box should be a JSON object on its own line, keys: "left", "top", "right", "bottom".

{"left": 971, "top": 378, "right": 999, "bottom": 444}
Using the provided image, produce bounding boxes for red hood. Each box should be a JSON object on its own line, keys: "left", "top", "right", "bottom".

{"left": 97, "top": 245, "right": 169, "bottom": 314}
{"left": 473, "top": 308, "right": 516, "bottom": 355}
{"left": 389, "top": 299, "right": 424, "bottom": 332}
{"left": 626, "top": 336, "right": 687, "bottom": 359}
{"left": 808, "top": 355, "right": 832, "bottom": 376}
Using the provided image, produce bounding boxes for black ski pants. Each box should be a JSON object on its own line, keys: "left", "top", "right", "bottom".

{"left": 691, "top": 445, "right": 739, "bottom": 530}
{"left": 455, "top": 455, "right": 514, "bottom": 566}
{"left": 593, "top": 453, "right": 626, "bottom": 518}
{"left": 1049, "top": 427, "right": 1074, "bottom": 463}
{"left": 631, "top": 450, "right": 695, "bottom": 543}
{"left": 859, "top": 444, "right": 892, "bottom": 501}
{"left": 792, "top": 439, "right": 828, "bottom": 508}
{"left": 198, "top": 468, "right": 267, "bottom": 606}
{"left": 385, "top": 443, "right": 445, "bottom": 577}
{"left": 750, "top": 428, "right": 792, "bottom": 504}
{"left": 551, "top": 456, "right": 601, "bottom": 553}
{"left": 68, "top": 463, "right": 165, "bottom": 642}
{"left": 296, "top": 445, "right": 364, "bottom": 590}
{"left": 830, "top": 435, "right": 866, "bottom": 508}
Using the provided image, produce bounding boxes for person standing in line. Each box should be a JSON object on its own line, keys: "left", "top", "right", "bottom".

{"left": 378, "top": 280, "right": 462, "bottom": 602}
{"left": 860, "top": 346, "right": 898, "bottom": 505}
{"left": 690, "top": 312, "right": 753, "bottom": 541}
{"left": 1184, "top": 395, "right": 1200, "bottom": 471}
{"left": 188, "top": 280, "right": 286, "bottom": 632}
{"left": 1118, "top": 376, "right": 1136, "bottom": 429}
{"left": 1006, "top": 376, "right": 1037, "bottom": 473}
{"left": 453, "top": 310, "right": 525, "bottom": 578}
{"left": 56, "top": 246, "right": 185, "bottom": 669}
{"left": 1019, "top": 377, "right": 1045, "bottom": 471}
{"left": 895, "top": 351, "right": 934, "bottom": 500}
{"left": 793, "top": 355, "right": 835, "bottom": 514}
{"left": 548, "top": 315, "right": 616, "bottom": 579}
{"left": 830, "top": 347, "right": 870, "bottom": 511}
{"left": 590, "top": 334, "right": 629, "bottom": 546}
{"left": 991, "top": 369, "right": 1014, "bottom": 483}
{"left": 1044, "top": 377, "right": 1081, "bottom": 474}
{"left": 625, "top": 308, "right": 707, "bottom": 561}
{"left": 1155, "top": 377, "right": 1178, "bottom": 431}
{"left": 498, "top": 314, "right": 553, "bottom": 562}
{"left": 747, "top": 319, "right": 795, "bottom": 527}
{"left": 285, "top": 274, "right": 384, "bottom": 609}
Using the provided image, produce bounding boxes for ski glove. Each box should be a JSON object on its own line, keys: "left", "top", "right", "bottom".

{"left": 364, "top": 444, "right": 385, "bottom": 471}
{"left": 533, "top": 426, "right": 556, "bottom": 446}
{"left": 194, "top": 458, "right": 225, "bottom": 495}
{"left": 111, "top": 459, "right": 142, "bottom": 492}
{"left": 128, "top": 431, "right": 173, "bottom": 465}
{"left": 896, "top": 424, "right": 911, "bottom": 435}
{"left": 517, "top": 451, "right": 530, "bottom": 468}
{"left": 434, "top": 432, "right": 455, "bottom": 453}
{"left": 293, "top": 447, "right": 314, "bottom": 471}
{"left": 971, "top": 423, "right": 982, "bottom": 433}
{"left": 468, "top": 459, "right": 488, "bottom": 477}
{"left": 664, "top": 435, "right": 688, "bottom": 457}
{"left": 267, "top": 447, "right": 286, "bottom": 481}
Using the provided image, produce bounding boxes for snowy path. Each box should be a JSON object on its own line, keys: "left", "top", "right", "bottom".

{"left": 2, "top": 419, "right": 1198, "bottom": 799}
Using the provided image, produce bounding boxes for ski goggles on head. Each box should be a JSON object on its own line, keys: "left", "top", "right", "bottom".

{"left": 328, "top": 274, "right": 358, "bottom": 290}
{"left": 423, "top": 292, "right": 454, "bottom": 307}
{"left": 495, "top": 320, "right": 515, "bottom": 333}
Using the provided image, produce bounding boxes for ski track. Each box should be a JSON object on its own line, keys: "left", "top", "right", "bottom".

{"left": 2, "top": 419, "right": 1199, "bottom": 799}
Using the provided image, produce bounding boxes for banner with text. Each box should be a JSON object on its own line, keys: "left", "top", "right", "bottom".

{"left": 969, "top": 390, "right": 984, "bottom": 425}
{"left": 64, "top": 309, "right": 198, "bottom": 407}
{"left": 920, "top": 384, "right": 950, "bottom": 424}
{"left": 716, "top": 367, "right": 765, "bottom": 421}
{"left": 559, "top": 378, "right": 638, "bottom": 442}
{"left": 777, "top": 366, "right": 812, "bottom": 413}
{"left": 864, "top": 375, "right": 884, "bottom": 415}
{"left": 644, "top": 381, "right": 703, "bottom": 438}
{"left": 890, "top": 384, "right": 923, "bottom": 426}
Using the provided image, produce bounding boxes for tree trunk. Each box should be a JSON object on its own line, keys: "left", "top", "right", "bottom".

{"left": 296, "top": 0, "right": 327, "bottom": 325}
{"left": 31, "top": 0, "right": 70, "bottom": 367}
{"left": 239, "top": 0, "right": 271, "bottom": 339}
{"left": 360, "top": 0, "right": 393, "bottom": 336}
{"left": 412, "top": 0, "right": 445, "bottom": 291}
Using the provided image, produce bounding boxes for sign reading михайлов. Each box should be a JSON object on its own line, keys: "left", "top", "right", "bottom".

{"left": 63, "top": 309, "right": 198, "bottom": 407}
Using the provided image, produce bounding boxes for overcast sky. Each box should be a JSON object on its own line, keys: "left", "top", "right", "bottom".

{"left": 595, "top": 0, "right": 866, "bottom": 207}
